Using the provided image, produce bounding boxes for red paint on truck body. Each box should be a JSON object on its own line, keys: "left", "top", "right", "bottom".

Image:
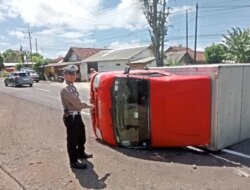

{"left": 90, "top": 70, "right": 211, "bottom": 148}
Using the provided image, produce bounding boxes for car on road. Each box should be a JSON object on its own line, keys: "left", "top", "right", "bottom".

{"left": 21, "top": 69, "right": 40, "bottom": 82}
{"left": 4, "top": 71, "right": 33, "bottom": 87}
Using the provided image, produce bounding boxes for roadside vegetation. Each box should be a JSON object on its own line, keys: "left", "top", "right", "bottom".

{"left": 205, "top": 27, "right": 250, "bottom": 63}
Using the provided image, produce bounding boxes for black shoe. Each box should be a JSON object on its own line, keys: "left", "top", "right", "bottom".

{"left": 70, "top": 161, "right": 87, "bottom": 169}
{"left": 79, "top": 153, "right": 93, "bottom": 159}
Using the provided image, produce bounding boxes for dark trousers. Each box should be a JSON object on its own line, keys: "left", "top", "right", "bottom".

{"left": 63, "top": 114, "right": 86, "bottom": 164}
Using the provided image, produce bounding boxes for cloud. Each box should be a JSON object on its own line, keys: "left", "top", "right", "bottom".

{"left": 170, "top": 6, "right": 195, "bottom": 15}
{"left": 1, "top": 0, "right": 192, "bottom": 58}
{"left": 107, "top": 40, "right": 149, "bottom": 50}
{"left": 55, "top": 51, "right": 67, "bottom": 57}
{"left": 0, "top": 35, "right": 6, "bottom": 40}
{"left": 59, "top": 32, "right": 85, "bottom": 39}
{"left": 0, "top": 42, "right": 9, "bottom": 46}
{"left": 0, "top": 1, "right": 7, "bottom": 20}
{"left": 36, "top": 28, "right": 63, "bottom": 35}
{"left": 9, "top": 31, "right": 25, "bottom": 38}
{"left": 96, "top": 0, "right": 148, "bottom": 30}
{"left": 1, "top": 0, "right": 147, "bottom": 32}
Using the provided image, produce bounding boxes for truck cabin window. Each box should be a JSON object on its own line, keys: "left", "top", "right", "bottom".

{"left": 112, "top": 77, "right": 150, "bottom": 147}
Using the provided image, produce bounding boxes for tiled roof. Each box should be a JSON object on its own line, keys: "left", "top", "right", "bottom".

{"left": 83, "top": 46, "right": 149, "bottom": 62}
{"left": 48, "top": 56, "right": 64, "bottom": 63}
{"left": 165, "top": 51, "right": 187, "bottom": 63}
{"left": 64, "top": 47, "right": 106, "bottom": 61}
{"left": 166, "top": 46, "right": 205, "bottom": 63}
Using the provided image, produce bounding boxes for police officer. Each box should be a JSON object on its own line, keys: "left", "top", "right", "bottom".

{"left": 60, "top": 65, "right": 93, "bottom": 169}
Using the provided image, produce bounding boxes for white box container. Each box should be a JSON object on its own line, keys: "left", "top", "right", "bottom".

{"left": 150, "top": 64, "right": 250, "bottom": 150}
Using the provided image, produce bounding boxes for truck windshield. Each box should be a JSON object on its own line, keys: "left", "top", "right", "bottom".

{"left": 112, "top": 77, "right": 150, "bottom": 147}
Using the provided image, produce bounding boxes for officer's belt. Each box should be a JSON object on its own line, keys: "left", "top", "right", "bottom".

{"left": 68, "top": 111, "right": 80, "bottom": 115}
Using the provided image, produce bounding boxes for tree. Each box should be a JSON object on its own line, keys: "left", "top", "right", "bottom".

{"left": 15, "top": 63, "right": 25, "bottom": 71}
{"left": 31, "top": 54, "right": 48, "bottom": 79}
{"left": 0, "top": 53, "right": 4, "bottom": 70}
{"left": 205, "top": 43, "right": 225, "bottom": 64}
{"left": 141, "top": 0, "right": 170, "bottom": 67}
{"left": 221, "top": 27, "right": 250, "bottom": 63}
{"left": 2, "top": 49, "right": 22, "bottom": 63}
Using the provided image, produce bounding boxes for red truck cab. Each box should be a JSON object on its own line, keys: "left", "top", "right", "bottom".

{"left": 90, "top": 70, "right": 211, "bottom": 148}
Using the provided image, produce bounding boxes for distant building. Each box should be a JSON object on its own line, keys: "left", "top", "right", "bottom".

{"left": 45, "top": 47, "right": 105, "bottom": 81}
{"left": 3, "top": 62, "right": 33, "bottom": 72}
{"left": 165, "top": 47, "right": 205, "bottom": 66}
{"left": 83, "top": 46, "right": 156, "bottom": 79}
{"left": 47, "top": 56, "right": 64, "bottom": 64}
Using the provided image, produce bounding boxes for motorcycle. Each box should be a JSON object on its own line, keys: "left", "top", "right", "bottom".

{"left": 58, "top": 76, "right": 64, "bottom": 83}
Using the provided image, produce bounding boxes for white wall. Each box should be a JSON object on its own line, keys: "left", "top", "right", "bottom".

{"left": 131, "top": 48, "right": 154, "bottom": 61}
{"left": 150, "top": 60, "right": 157, "bottom": 67}
{"left": 130, "top": 48, "right": 156, "bottom": 67}
{"left": 79, "top": 63, "right": 88, "bottom": 81}
{"left": 98, "top": 60, "right": 128, "bottom": 72}
{"left": 68, "top": 52, "right": 78, "bottom": 62}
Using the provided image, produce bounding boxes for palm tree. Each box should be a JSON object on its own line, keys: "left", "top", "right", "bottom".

{"left": 222, "top": 27, "right": 250, "bottom": 63}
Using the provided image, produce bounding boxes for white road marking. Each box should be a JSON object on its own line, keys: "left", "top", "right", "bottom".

{"left": 209, "top": 153, "right": 241, "bottom": 166}
{"left": 35, "top": 88, "right": 51, "bottom": 92}
{"left": 222, "top": 149, "right": 250, "bottom": 159}
{"left": 186, "top": 146, "right": 206, "bottom": 153}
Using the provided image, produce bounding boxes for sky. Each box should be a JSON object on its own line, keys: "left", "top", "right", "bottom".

{"left": 0, "top": 0, "right": 250, "bottom": 59}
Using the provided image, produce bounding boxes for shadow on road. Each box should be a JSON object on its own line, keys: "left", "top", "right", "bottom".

{"left": 96, "top": 139, "right": 250, "bottom": 168}
{"left": 72, "top": 160, "right": 111, "bottom": 189}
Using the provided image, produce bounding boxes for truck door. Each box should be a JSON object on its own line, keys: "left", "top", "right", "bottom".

{"left": 112, "top": 77, "right": 151, "bottom": 147}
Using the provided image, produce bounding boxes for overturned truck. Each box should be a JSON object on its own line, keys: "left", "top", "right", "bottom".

{"left": 90, "top": 64, "right": 250, "bottom": 151}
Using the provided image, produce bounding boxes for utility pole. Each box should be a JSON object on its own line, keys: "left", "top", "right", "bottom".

{"left": 35, "top": 38, "right": 38, "bottom": 54}
{"left": 186, "top": 9, "right": 189, "bottom": 54}
{"left": 24, "top": 26, "right": 33, "bottom": 64}
{"left": 20, "top": 44, "right": 24, "bottom": 63}
{"left": 194, "top": 3, "right": 198, "bottom": 64}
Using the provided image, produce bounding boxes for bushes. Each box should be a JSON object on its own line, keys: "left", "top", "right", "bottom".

{"left": 0, "top": 70, "right": 9, "bottom": 77}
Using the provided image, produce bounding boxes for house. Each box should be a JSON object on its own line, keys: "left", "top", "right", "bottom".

{"left": 47, "top": 56, "right": 64, "bottom": 64}
{"left": 3, "top": 62, "right": 33, "bottom": 72}
{"left": 82, "top": 46, "right": 156, "bottom": 80}
{"left": 165, "top": 47, "right": 205, "bottom": 65}
{"left": 45, "top": 47, "right": 105, "bottom": 81}
{"left": 43, "top": 57, "right": 64, "bottom": 80}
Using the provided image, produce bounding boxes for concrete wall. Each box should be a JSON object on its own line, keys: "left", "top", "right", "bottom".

{"left": 79, "top": 63, "right": 88, "bottom": 81}
{"left": 68, "top": 52, "right": 78, "bottom": 62}
{"left": 131, "top": 48, "right": 154, "bottom": 61}
{"left": 98, "top": 60, "right": 128, "bottom": 72}
{"left": 131, "top": 48, "right": 156, "bottom": 67}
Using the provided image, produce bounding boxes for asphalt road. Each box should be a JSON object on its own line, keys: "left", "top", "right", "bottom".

{"left": 0, "top": 78, "right": 249, "bottom": 189}
{"left": 0, "top": 79, "right": 91, "bottom": 114}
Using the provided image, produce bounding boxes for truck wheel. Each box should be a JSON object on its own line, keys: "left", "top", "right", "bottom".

{"left": 30, "top": 84, "right": 33, "bottom": 87}
{"left": 5, "top": 82, "right": 8, "bottom": 86}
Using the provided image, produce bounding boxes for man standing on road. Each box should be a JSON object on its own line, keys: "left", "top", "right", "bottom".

{"left": 60, "top": 65, "right": 93, "bottom": 169}
{"left": 88, "top": 68, "right": 96, "bottom": 81}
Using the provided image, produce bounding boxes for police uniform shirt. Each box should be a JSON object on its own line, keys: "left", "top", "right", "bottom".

{"left": 60, "top": 81, "right": 89, "bottom": 112}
